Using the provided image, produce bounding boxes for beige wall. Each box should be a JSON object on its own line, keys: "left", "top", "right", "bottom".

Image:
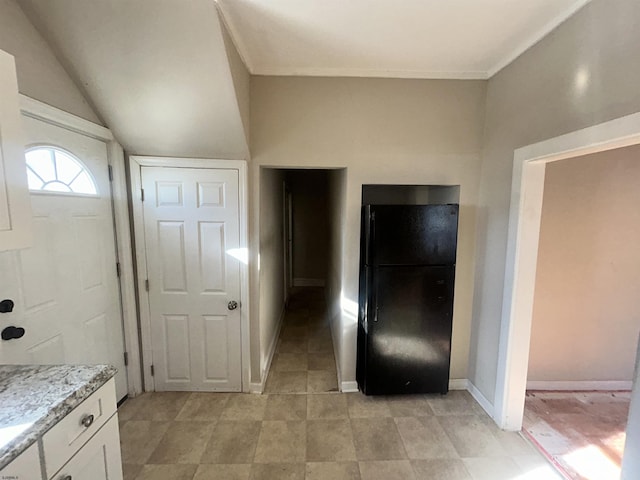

{"left": 326, "top": 169, "right": 347, "bottom": 377}
{"left": 0, "top": 0, "right": 99, "bottom": 123}
{"left": 529, "top": 146, "right": 640, "bottom": 382}
{"left": 470, "top": 0, "right": 640, "bottom": 403}
{"left": 251, "top": 76, "right": 486, "bottom": 385}
{"left": 287, "top": 170, "right": 330, "bottom": 282}
{"left": 257, "top": 168, "right": 286, "bottom": 380}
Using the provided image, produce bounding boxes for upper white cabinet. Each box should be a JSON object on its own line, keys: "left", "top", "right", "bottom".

{"left": 0, "top": 49, "right": 31, "bottom": 250}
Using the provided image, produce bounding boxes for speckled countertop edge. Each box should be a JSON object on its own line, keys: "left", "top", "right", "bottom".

{"left": 0, "top": 364, "right": 117, "bottom": 470}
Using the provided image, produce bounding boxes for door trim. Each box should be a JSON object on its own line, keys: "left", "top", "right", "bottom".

{"left": 495, "top": 111, "right": 640, "bottom": 431}
{"left": 19, "top": 95, "right": 141, "bottom": 397}
{"left": 129, "top": 156, "right": 251, "bottom": 392}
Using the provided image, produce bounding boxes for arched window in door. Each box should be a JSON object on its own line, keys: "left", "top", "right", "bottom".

{"left": 25, "top": 146, "right": 98, "bottom": 195}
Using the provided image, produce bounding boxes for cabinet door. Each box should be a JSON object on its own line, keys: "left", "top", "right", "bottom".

{"left": 0, "top": 443, "right": 42, "bottom": 480}
{"left": 0, "top": 49, "right": 32, "bottom": 251}
{"left": 50, "top": 415, "right": 123, "bottom": 480}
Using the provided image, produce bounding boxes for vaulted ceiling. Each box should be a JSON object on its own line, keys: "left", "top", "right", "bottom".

{"left": 17, "top": 0, "right": 591, "bottom": 159}
{"left": 18, "top": 0, "right": 250, "bottom": 159}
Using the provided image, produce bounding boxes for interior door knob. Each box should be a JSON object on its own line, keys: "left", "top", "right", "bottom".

{"left": 228, "top": 300, "right": 239, "bottom": 311}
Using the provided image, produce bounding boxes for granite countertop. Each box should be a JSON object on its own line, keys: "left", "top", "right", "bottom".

{"left": 0, "top": 364, "right": 117, "bottom": 470}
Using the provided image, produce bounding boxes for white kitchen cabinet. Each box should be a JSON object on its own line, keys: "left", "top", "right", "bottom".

{"left": 0, "top": 377, "right": 123, "bottom": 480}
{"left": 0, "top": 443, "right": 42, "bottom": 480}
{"left": 42, "top": 379, "right": 117, "bottom": 477}
{"left": 0, "top": 48, "right": 32, "bottom": 251}
{"left": 50, "top": 415, "right": 123, "bottom": 480}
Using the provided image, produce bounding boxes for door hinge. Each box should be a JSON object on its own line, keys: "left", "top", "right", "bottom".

{"left": 116, "top": 262, "right": 121, "bottom": 277}
{"left": 145, "top": 279, "right": 149, "bottom": 291}
{"left": 108, "top": 165, "right": 113, "bottom": 182}
{"left": 150, "top": 365, "right": 155, "bottom": 376}
{"left": 141, "top": 188, "right": 145, "bottom": 202}
{"left": 124, "top": 351, "right": 129, "bottom": 366}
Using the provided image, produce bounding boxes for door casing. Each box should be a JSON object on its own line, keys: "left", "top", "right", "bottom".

{"left": 129, "top": 156, "right": 250, "bottom": 392}
{"left": 19, "top": 95, "right": 141, "bottom": 397}
{"left": 495, "top": 111, "right": 640, "bottom": 431}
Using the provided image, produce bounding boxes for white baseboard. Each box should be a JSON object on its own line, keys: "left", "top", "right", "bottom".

{"left": 468, "top": 380, "right": 495, "bottom": 419}
{"left": 253, "top": 307, "right": 286, "bottom": 394}
{"left": 448, "top": 379, "right": 469, "bottom": 390}
{"left": 527, "top": 380, "right": 633, "bottom": 391}
{"left": 293, "top": 278, "right": 325, "bottom": 287}
{"left": 248, "top": 382, "right": 263, "bottom": 394}
{"left": 341, "top": 381, "right": 359, "bottom": 393}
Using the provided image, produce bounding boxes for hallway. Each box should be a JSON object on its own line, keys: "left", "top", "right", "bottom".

{"left": 265, "top": 288, "right": 338, "bottom": 394}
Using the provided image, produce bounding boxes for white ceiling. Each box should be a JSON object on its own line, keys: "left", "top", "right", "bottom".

{"left": 18, "top": 0, "right": 249, "bottom": 159}
{"left": 217, "top": 0, "right": 592, "bottom": 79}
{"left": 14, "top": 0, "right": 592, "bottom": 159}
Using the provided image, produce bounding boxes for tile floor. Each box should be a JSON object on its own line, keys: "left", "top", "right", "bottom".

{"left": 118, "top": 390, "right": 561, "bottom": 480}
{"left": 523, "top": 390, "right": 631, "bottom": 480}
{"left": 118, "top": 288, "right": 562, "bottom": 479}
{"left": 264, "top": 288, "right": 338, "bottom": 394}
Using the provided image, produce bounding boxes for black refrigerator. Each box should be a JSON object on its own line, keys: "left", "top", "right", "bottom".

{"left": 356, "top": 204, "right": 458, "bottom": 395}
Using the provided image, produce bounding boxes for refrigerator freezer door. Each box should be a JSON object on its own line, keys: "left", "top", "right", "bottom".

{"left": 363, "top": 265, "right": 455, "bottom": 395}
{"left": 368, "top": 205, "right": 458, "bottom": 266}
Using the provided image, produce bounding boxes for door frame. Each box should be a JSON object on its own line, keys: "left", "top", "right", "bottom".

{"left": 495, "top": 111, "right": 640, "bottom": 431}
{"left": 129, "top": 156, "right": 251, "bottom": 392}
{"left": 19, "top": 95, "right": 141, "bottom": 396}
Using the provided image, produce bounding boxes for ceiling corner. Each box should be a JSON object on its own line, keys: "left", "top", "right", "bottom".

{"left": 486, "top": 0, "right": 593, "bottom": 78}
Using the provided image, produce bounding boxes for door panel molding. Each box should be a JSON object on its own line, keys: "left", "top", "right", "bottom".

{"left": 17, "top": 96, "right": 139, "bottom": 399}
{"left": 129, "top": 156, "right": 250, "bottom": 392}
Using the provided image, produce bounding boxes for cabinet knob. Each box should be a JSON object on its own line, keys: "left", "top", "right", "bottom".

{"left": 81, "top": 414, "right": 94, "bottom": 428}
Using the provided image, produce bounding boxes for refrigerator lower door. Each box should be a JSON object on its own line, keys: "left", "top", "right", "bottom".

{"left": 364, "top": 265, "right": 454, "bottom": 395}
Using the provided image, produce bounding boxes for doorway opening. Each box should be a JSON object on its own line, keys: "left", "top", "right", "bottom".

{"left": 495, "top": 112, "right": 640, "bottom": 480}
{"left": 520, "top": 147, "right": 639, "bottom": 479}
{"left": 260, "top": 168, "right": 346, "bottom": 394}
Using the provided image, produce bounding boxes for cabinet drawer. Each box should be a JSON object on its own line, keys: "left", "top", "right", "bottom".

{"left": 0, "top": 443, "right": 42, "bottom": 480}
{"left": 51, "top": 415, "right": 123, "bottom": 480}
{"left": 43, "top": 378, "right": 116, "bottom": 478}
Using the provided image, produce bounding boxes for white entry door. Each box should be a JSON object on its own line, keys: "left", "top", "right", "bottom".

{"left": 0, "top": 114, "right": 127, "bottom": 399}
{"left": 141, "top": 167, "right": 242, "bottom": 391}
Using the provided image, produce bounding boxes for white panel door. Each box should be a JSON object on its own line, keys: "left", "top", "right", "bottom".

{"left": 142, "top": 167, "right": 242, "bottom": 391}
{"left": 0, "top": 115, "right": 127, "bottom": 399}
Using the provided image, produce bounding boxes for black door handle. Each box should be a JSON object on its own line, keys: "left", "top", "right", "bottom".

{"left": 0, "top": 299, "right": 14, "bottom": 313}
{"left": 1, "top": 326, "right": 25, "bottom": 341}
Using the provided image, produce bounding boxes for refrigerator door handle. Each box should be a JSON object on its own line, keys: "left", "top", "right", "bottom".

{"left": 366, "top": 207, "right": 375, "bottom": 266}
{"left": 373, "top": 286, "right": 380, "bottom": 323}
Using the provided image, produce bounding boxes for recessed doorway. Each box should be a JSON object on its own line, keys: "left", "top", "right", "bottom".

{"left": 260, "top": 168, "right": 345, "bottom": 394}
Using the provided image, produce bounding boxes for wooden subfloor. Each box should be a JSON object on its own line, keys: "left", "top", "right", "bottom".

{"left": 523, "top": 391, "right": 630, "bottom": 480}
